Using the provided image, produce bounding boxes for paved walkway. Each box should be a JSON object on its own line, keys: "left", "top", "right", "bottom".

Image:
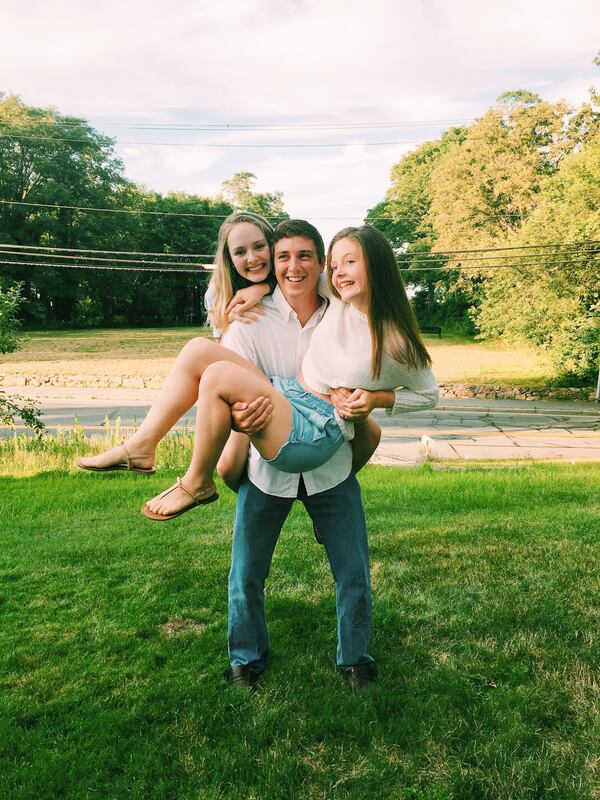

{"left": 3, "top": 384, "right": 600, "bottom": 466}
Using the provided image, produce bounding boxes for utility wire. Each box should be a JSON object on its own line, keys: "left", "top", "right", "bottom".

{"left": 0, "top": 198, "right": 562, "bottom": 223}
{"left": 400, "top": 240, "right": 600, "bottom": 257}
{"left": 107, "top": 118, "right": 475, "bottom": 131}
{"left": 1, "top": 258, "right": 595, "bottom": 274}
{"left": 0, "top": 242, "right": 214, "bottom": 258}
{"left": 0, "top": 249, "right": 206, "bottom": 268}
{"left": 0, "top": 132, "right": 439, "bottom": 148}
{"left": 0, "top": 259, "right": 212, "bottom": 273}
{"left": 1, "top": 234, "right": 598, "bottom": 264}
{"left": 402, "top": 249, "right": 600, "bottom": 265}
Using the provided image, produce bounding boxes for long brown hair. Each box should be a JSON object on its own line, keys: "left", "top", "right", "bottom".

{"left": 207, "top": 211, "right": 274, "bottom": 333}
{"left": 327, "top": 225, "right": 432, "bottom": 379}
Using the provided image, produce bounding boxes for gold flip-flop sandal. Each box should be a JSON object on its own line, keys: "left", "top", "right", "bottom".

{"left": 141, "top": 477, "right": 218, "bottom": 521}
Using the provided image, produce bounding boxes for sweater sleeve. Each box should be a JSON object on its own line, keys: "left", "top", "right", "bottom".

{"left": 385, "top": 367, "right": 439, "bottom": 416}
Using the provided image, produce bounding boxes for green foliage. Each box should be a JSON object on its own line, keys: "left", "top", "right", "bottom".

{"left": 365, "top": 129, "right": 473, "bottom": 333}
{"left": 0, "top": 98, "right": 287, "bottom": 329}
{"left": 0, "top": 280, "right": 44, "bottom": 432}
{"left": 472, "top": 137, "right": 600, "bottom": 380}
{"left": 221, "top": 171, "right": 288, "bottom": 222}
{"left": 369, "top": 81, "right": 600, "bottom": 378}
{"left": 0, "top": 280, "right": 22, "bottom": 353}
{"left": 497, "top": 89, "right": 542, "bottom": 106}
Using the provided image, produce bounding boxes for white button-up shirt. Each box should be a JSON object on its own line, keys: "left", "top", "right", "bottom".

{"left": 221, "top": 286, "right": 353, "bottom": 497}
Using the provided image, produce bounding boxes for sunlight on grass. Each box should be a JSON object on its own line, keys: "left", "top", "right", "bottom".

{"left": 2, "top": 327, "right": 560, "bottom": 385}
{"left": 0, "top": 425, "right": 197, "bottom": 476}
{"left": 1, "top": 435, "right": 599, "bottom": 799}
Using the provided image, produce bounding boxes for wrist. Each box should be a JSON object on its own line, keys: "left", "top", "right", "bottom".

{"left": 376, "top": 390, "right": 396, "bottom": 410}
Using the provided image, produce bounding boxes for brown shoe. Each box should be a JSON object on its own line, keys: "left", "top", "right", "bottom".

{"left": 141, "top": 477, "right": 218, "bottom": 521}
{"left": 77, "top": 441, "right": 156, "bottom": 475}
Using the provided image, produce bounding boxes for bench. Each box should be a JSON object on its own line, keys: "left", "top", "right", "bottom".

{"left": 421, "top": 325, "right": 442, "bottom": 338}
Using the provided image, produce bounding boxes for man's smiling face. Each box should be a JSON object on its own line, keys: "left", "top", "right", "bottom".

{"left": 274, "top": 236, "right": 324, "bottom": 303}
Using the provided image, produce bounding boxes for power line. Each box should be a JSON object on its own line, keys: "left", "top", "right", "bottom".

{"left": 1, "top": 233, "right": 598, "bottom": 265}
{"left": 107, "top": 118, "right": 475, "bottom": 131}
{"left": 401, "top": 240, "right": 600, "bottom": 257}
{"left": 0, "top": 259, "right": 212, "bottom": 273}
{"left": 0, "top": 249, "right": 207, "bottom": 268}
{"left": 400, "top": 257, "right": 599, "bottom": 272}
{"left": 402, "top": 249, "right": 600, "bottom": 265}
{"left": 0, "top": 242, "right": 213, "bottom": 258}
{"left": 2, "top": 257, "right": 595, "bottom": 274}
{"left": 0, "top": 132, "right": 435, "bottom": 148}
{"left": 0, "top": 198, "right": 565, "bottom": 224}
{"left": 0, "top": 198, "right": 232, "bottom": 220}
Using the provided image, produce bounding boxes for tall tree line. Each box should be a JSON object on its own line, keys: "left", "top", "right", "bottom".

{"left": 366, "top": 67, "right": 600, "bottom": 382}
{"left": 0, "top": 95, "right": 286, "bottom": 328}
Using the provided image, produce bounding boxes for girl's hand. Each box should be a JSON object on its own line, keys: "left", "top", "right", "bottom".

{"left": 330, "top": 387, "right": 394, "bottom": 422}
{"left": 330, "top": 387, "right": 376, "bottom": 422}
{"left": 225, "top": 285, "right": 270, "bottom": 324}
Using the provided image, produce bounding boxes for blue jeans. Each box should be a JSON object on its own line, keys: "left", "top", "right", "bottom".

{"left": 228, "top": 472, "right": 374, "bottom": 668}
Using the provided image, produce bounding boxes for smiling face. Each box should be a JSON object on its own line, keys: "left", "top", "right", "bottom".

{"left": 227, "top": 221, "right": 271, "bottom": 283}
{"left": 330, "top": 236, "right": 369, "bottom": 313}
{"left": 274, "top": 235, "right": 324, "bottom": 303}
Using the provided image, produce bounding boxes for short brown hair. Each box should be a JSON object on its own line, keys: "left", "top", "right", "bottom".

{"left": 273, "top": 219, "right": 325, "bottom": 263}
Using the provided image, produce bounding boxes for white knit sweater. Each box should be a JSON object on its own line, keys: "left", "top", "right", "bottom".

{"left": 302, "top": 288, "right": 439, "bottom": 415}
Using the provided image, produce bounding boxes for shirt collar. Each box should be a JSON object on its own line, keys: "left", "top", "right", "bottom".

{"left": 272, "top": 286, "right": 328, "bottom": 326}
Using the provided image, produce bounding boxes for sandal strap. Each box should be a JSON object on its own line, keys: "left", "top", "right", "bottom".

{"left": 175, "top": 477, "right": 216, "bottom": 502}
{"left": 121, "top": 441, "right": 153, "bottom": 471}
{"left": 121, "top": 441, "right": 133, "bottom": 469}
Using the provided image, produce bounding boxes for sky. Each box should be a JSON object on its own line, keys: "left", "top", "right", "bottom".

{"left": 1, "top": 0, "right": 599, "bottom": 245}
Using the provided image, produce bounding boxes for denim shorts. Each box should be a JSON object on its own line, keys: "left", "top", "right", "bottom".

{"left": 266, "top": 377, "right": 345, "bottom": 473}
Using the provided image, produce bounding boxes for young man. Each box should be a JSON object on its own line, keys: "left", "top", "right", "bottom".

{"left": 221, "top": 220, "right": 377, "bottom": 692}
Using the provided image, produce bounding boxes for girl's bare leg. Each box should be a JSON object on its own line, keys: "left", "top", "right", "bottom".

{"left": 217, "top": 432, "right": 251, "bottom": 492}
{"left": 77, "top": 338, "right": 271, "bottom": 470}
{"left": 351, "top": 417, "right": 382, "bottom": 472}
{"left": 145, "top": 361, "right": 293, "bottom": 517}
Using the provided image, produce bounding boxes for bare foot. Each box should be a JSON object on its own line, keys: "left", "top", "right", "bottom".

{"left": 143, "top": 477, "right": 217, "bottom": 520}
{"left": 77, "top": 441, "right": 155, "bottom": 473}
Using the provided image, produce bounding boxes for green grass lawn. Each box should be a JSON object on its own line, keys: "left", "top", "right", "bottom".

{"left": 2, "top": 327, "right": 560, "bottom": 386}
{"left": 1, "top": 437, "right": 599, "bottom": 799}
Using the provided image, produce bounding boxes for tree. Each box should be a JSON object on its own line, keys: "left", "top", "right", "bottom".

{"left": 428, "top": 97, "right": 576, "bottom": 254}
{"left": 472, "top": 135, "right": 600, "bottom": 381}
{"left": 0, "top": 281, "right": 43, "bottom": 433}
{"left": 220, "top": 172, "right": 288, "bottom": 221}
{"left": 365, "top": 129, "right": 473, "bottom": 332}
{"left": 0, "top": 94, "right": 128, "bottom": 325}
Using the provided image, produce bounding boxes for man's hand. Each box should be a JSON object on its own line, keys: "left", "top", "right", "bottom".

{"left": 226, "top": 285, "right": 269, "bottom": 324}
{"left": 329, "top": 387, "right": 378, "bottom": 423}
{"left": 230, "top": 396, "right": 273, "bottom": 435}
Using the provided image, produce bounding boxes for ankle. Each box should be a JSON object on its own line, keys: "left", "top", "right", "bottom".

{"left": 125, "top": 435, "right": 155, "bottom": 458}
{"left": 181, "top": 471, "right": 214, "bottom": 493}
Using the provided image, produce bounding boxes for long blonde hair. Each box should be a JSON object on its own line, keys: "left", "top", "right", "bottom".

{"left": 327, "top": 226, "right": 432, "bottom": 379}
{"left": 206, "top": 211, "right": 274, "bottom": 334}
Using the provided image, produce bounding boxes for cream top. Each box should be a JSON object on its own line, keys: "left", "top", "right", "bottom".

{"left": 301, "top": 282, "right": 439, "bottom": 415}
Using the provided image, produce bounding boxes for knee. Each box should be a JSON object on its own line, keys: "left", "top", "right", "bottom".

{"left": 180, "top": 336, "right": 214, "bottom": 364}
{"left": 202, "top": 360, "right": 238, "bottom": 390}
{"left": 217, "top": 451, "right": 245, "bottom": 491}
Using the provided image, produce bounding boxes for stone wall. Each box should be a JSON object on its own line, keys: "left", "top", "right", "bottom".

{"left": 3, "top": 372, "right": 596, "bottom": 401}
{"left": 439, "top": 383, "right": 596, "bottom": 402}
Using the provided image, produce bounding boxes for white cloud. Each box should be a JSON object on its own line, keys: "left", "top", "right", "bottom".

{"left": 118, "top": 145, "right": 226, "bottom": 194}
{"left": 1, "top": 0, "right": 598, "bottom": 226}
